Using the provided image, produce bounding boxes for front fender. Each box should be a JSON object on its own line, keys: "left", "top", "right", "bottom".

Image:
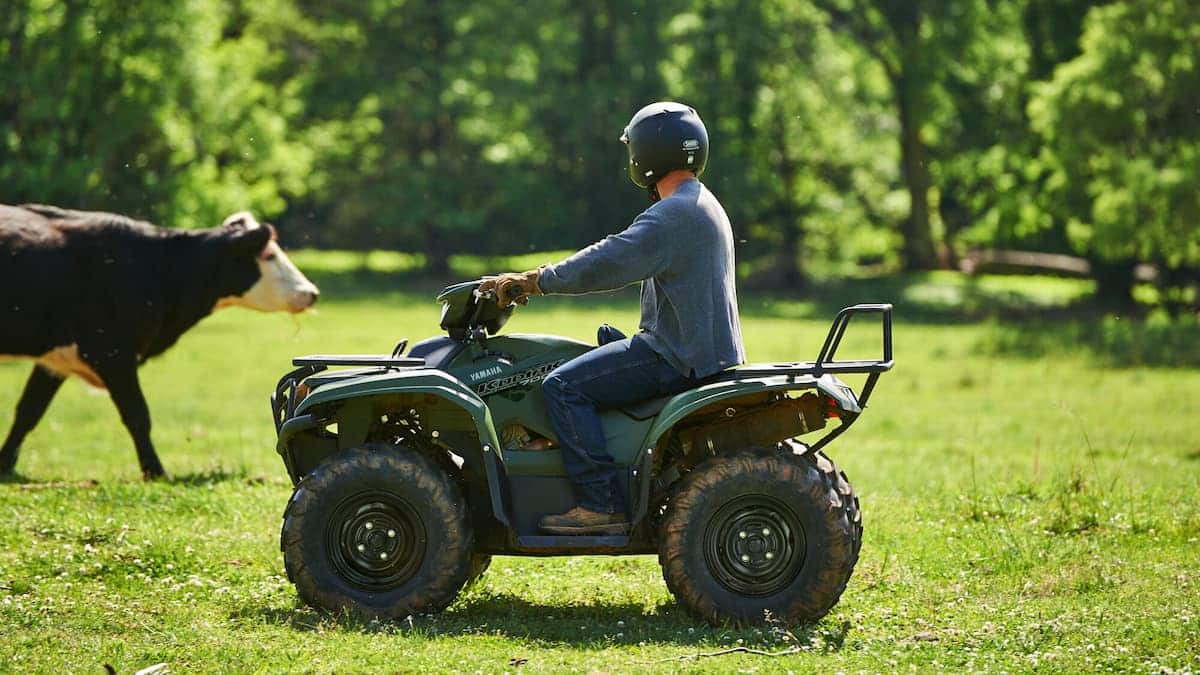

{"left": 287, "top": 368, "right": 511, "bottom": 526}
{"left": 295, "top": 368, "right": 494, "bottom": 431}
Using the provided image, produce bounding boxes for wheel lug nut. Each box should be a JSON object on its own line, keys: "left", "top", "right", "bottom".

{"left": 762, "top": 528, "right": 770, "bottom": 536}
{"left": 741, "top": 554, "right": 750, "bottom": 563}
{"left": 356, "top": 544, "right": 365, "bottom": 552}
{"left": 765, "top": 551, "right": 774, "bottom": 560}
{"left": 380, "top": 552, "right": 388, "bottom": 560}
{"left": 388, "top": 529, "right": 396, "bottom": 538}
{"left": 738, "top": 531, "right": 747, "bottom": 539}
{"left": 365, "top": 522, "right": 374, "bottom": 530}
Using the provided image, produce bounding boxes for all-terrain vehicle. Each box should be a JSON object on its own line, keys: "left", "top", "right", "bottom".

{"left": 270, "top": 280, "right": 893, "bottom": 626}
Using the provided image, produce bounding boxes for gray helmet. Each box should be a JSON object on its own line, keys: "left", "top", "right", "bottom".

{"left": 619, "top": 102, "right": 709, "bottom": 191}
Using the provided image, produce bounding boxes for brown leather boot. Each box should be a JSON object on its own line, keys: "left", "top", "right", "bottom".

{"left": 521, "top": 437, "right": 555, "bottom": 451}
{"left": 538, "top": 506, "right": 629, "bottom": 535}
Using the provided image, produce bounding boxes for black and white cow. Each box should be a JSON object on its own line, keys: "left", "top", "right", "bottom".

{"left": 0, "top": 204, "right": 319, "bottom": 479}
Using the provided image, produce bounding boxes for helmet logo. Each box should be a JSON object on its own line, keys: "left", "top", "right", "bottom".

{"left": 682, "top": 138, "right": 701, "bottom": 151}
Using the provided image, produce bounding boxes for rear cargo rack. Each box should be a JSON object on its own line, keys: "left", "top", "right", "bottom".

{"left": 734, "top": 303, "right": 893, "bottom": 407}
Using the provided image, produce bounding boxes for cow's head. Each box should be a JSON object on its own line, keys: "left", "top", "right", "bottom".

{"left": 215, "top": 212, "right": 319, "bottom": 313}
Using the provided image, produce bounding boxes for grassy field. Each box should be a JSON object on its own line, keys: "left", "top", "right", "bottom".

{"left": 1, "top": 260, "right": 1198, "bottom": 672}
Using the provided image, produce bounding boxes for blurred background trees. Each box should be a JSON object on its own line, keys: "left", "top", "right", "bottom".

{"left": 1, "top": 0, "right": 1196, "bottom": 311}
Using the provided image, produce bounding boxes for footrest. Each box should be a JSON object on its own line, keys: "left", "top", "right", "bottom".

{"left": 516, "top": 535, "right": 630, "bottom": 549}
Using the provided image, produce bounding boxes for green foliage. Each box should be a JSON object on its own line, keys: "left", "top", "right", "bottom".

{"left": 1030, "top": 0, "right": 1200, "bottom": 308}
{"left": 0, "top": 0, "right": 309, "bottom": 228}
{"left": 2, "top": 0, "right": 1198, "bottom": 311}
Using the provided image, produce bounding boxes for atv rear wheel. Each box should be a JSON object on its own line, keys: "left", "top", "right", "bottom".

{"left": 281, "top": 445, "right": 474, "bottom": 618}
{"left": 462, "top": 553, "right": 492, "bottom": 591}
{"left": 658, "top": 444, "right": 861, "bottom": 626}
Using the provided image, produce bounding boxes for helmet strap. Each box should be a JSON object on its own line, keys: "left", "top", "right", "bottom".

{"left": 648, "top": 184, "right": 660, "bottom": 203}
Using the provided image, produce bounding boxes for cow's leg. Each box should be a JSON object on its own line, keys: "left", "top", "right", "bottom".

{"left": 0, "top": 366, "right": 67, "bottom": 475}
{"left": 93, "top": 359, "right": 165, "bottom": 480}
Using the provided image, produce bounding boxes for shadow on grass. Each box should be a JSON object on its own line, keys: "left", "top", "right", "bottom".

{"left": 165, "top": 467, "right": 253, "bottom": 487}
{"left": 234, "top": 592, "right": 850, "bottom": 651}
{"left": 0, "top": 471, "right": 34, "bottom": 486}
{"left": 0, "top": 472, "right": 100, "bottom": 489}
{"left": 975, "top": 315, "right": 1200, "bottom": 368}
{"left": 0, "top": 469, "right": 271, "bottom": 488}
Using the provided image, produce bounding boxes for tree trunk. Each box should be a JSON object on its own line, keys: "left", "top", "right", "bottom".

{"left": 424, "top": 227, "right": 451, "bottom": 277}
{"left": 773, "top": 111, "right": 807, "bottom": 291}
{"left": 1090, "top": 257, "right": 1137, "bottom": 309}
{"left": 576, "top": 2, "right": 622, "bottom": 237}
{"left": 421, "top": 0, "right": 453, "bottom": 278}
{"left": 894, "top": 72, "right": 940, "bottom": 271}
{"left": 938, "top": 183, "right": 968, "bottom": 270}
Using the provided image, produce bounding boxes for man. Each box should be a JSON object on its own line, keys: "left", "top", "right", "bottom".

{"left": 482, "top": 101, "right": 745, "bottom": 535}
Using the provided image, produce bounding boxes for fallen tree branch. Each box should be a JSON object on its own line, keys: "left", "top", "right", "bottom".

{"left": 646, "top": 645, "right": 803, "bottom": 663}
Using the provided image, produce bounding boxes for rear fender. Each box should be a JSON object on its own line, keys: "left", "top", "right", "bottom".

{"left": 644, "top": 373, "right": 859, "bottom": 447}
{"left": 630, "top": 373, "right": 860, "bottom": 523}
{"left": 282, "top": 368, "right": 511, "bottom": 526}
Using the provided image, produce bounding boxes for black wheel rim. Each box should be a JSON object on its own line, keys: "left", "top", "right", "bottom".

{"left": 324, "top": 490, "right": 426, "bottom": 592}
{"left": 703, "top": 494, "right": 806, "bottom": 597}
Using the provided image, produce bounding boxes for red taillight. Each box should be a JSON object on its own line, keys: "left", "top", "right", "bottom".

{"left": 825, "top": 396, "right": 841, "bottom": 419}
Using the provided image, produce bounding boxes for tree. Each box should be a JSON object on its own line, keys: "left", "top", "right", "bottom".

{"left": 809, "top": 0, "right": 1036, "bottom": 272}
{"left": 809, "top": 1, "right": 942, "bottom": 270}
{"left": 0, "top": 0, "right": 307, "bottom": 228}
{"left": 1029, "top": 0, "right": 1200, "bottom": 312}
{"left": 663, "top": 0, "right": 897, "bottom": 289}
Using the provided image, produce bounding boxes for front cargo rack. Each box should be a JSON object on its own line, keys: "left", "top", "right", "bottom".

{"left": 291, "top": 355, "right": 424, "bottom": 368}
{"left": 271, "top": 355, "right": 425, "bottom": 433}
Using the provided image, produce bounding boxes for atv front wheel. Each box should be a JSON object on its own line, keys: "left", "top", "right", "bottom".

{"left": 658, "top": 444, "right": 861, "bottom": 626}
{"left": 281, "top": 445, "right": 474, "bottom": 618}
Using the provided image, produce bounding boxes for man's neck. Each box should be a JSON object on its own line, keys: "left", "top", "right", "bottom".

{"left": 655, "top": 171, "right": 696, "bottom": 200}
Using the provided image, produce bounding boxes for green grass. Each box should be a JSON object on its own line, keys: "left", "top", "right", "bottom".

{"left": 1, "top": 263, "right": 1198, "bottom": 672}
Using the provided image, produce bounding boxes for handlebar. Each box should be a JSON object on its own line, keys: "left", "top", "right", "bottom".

{"left": 475, "top": 282, "right": 526, "bottom": 308}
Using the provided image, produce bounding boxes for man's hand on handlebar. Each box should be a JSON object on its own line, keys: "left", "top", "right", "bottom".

{"left": 479, "top": 269, "right": 543, "bottom": 307}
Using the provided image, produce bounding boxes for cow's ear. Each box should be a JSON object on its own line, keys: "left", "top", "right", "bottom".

{"left": 227, "top": 224, "right": 272, "bottom": 258}
{"left": 222, "top": 211, "right": 256, "bottom": 230}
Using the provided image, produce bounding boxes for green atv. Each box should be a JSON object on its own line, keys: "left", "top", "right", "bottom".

{"left": 270, "top": 280, "right": 893, "bottom": 626}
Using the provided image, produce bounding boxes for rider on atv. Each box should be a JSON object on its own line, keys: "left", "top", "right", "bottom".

{"left": 482, "top": 102, "right": 745, "bottom": 535}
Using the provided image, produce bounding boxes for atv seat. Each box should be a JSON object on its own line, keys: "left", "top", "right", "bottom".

{"left": 616, "top": 395, "right": 674, "bottom": 421}
{"left": 612, "top": 365, "right": 746, "bottom": 421}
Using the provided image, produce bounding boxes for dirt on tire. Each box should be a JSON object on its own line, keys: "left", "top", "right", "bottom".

{"left": 281, "top": 444, "right": 474, "bottom": 618}
{"left": 658, "top": 443, "right": 862, "bottom": 626}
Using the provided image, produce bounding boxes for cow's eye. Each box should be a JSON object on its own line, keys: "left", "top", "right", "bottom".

{"left": 263, "top": 252, "right": 277, "bottom": 262}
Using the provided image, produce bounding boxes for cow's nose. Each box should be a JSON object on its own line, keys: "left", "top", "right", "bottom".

{"left": 306, "top": 289, "right": 319, "bottom": 306}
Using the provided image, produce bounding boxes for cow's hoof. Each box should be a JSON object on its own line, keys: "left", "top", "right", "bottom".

{"left": 141, "top": 469, "right": 168, "bottom": 482}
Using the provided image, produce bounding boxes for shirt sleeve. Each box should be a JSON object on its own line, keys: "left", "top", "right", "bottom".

{"left": 538, "top": 208, "right": 672, "bottom": 295}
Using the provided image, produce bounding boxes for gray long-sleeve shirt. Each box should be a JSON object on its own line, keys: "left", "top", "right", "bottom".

{"left": 539, "top": 178, "right": 745, "bottom": 378}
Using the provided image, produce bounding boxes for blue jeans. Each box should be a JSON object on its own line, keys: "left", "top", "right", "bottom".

{"left": 541, "top": 335, "right": 696, "bottom": 514}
